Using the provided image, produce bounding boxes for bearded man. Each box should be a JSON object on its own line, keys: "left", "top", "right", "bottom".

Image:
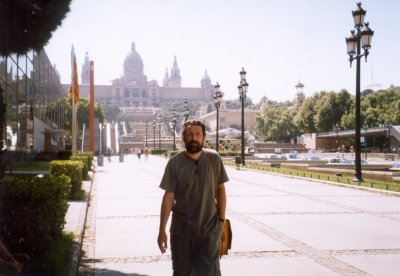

{"left": 157, "top": 119, "right": 229, "bottom": 276}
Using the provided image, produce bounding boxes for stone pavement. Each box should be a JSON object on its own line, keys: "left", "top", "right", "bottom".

{"left": 73, "top": 154, "right": 400, "bottom": 275}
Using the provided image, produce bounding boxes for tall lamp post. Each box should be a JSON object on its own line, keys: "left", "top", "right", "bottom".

{"left": 238, "top": 68, "right": 249, "bottom": 166}
{"left": 158, "top": 115, "right": 162, "bottom": 150}
{"left": 213, "top": 82, "right": 224, "bottom": 152}
{"left": 183, "top": 99, "right": 189, "bottom": 122}
{"left": 152, "top": 117, "right": 156, "bottom": 149}
{"left": 345, "top": 2, "right": 374, "bottom": 182}
{"left": 363, "top": 120, "right": 368, "bottom": 159}
{"left": 145, "top": 121, "right": 148, "bottom": 147}
{"left": 171, "top": 108, "right": 177, "bottom": 150}
{"left": 334, "top": 123, "right": 340, "bottom": 150}
{"left": 384, "top": 121, "right": 392, "bottom": 152}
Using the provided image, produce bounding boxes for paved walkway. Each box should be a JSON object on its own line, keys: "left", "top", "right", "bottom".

{"left": 77, "top": 154, "right": 400, "bottom": 275}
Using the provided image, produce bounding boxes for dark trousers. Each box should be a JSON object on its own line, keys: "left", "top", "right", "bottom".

{"left": 170, "top": 222, "right": 221, "bottom": 276}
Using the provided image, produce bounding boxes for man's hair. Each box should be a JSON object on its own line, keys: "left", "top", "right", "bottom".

{"left": 181, "top": 120, "right": 206, "bottom": 137}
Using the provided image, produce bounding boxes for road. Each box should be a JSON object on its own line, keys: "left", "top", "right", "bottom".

{"left": 79, "top": 154, "right": 400, "bottom": 275}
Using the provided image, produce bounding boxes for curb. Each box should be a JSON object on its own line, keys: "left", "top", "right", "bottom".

{"left": 68, "top": 170, "right": 95, "bottom": 276}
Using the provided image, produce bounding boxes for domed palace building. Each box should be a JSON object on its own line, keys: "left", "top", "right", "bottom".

{"left": 70, "top": 41, "right": 214, "bottom": 123}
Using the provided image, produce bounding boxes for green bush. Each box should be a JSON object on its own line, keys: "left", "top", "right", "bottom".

{"left": 74, "top": 151, "right": 94, "bottom": 170}
{"left": 150, "top": 149, "right": 168, "bottom": 155}
{"left": 0, "top": 174, "right": 70, "bottom": 274}
{"left": 219, "top": 151, "right": 243, "bottom": 156}
{"left": 69, "top": 155, "right": 89, "bottom": 180}
{"left": 50, "top": 160, "right": 84, "bottom": 200}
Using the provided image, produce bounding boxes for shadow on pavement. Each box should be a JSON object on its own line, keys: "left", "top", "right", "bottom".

{"left": 78, "top": 249, "right": 149, "bottom": 276}
{"left": 95, "top": 268, "right": 149, "bottom": 276}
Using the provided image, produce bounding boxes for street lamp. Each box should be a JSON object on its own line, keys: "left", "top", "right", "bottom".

{"left": 334, "top": 123, "right": 340, "bottom": 150}
{"left": 384, "top": 120, "right": 392, "bottom": 152}
{"left": 171, "top": 108, "right": 177, "bottom": 151}
{"left": 183, "top": 99, "right": 189, "bottom": 122}
{"left": 158, "top": 115, "right": 162, "bottom": 150}
{"left": 145, "top": 121, "right": 148, "bottom": 147}
{"left": 363, "top": 120, "right": 368, "bottom": 160}
{"left": 238, "top": 68, "right": 249, "bottom": 166}
{"left": 213, "top": 82, "right": 224, "bottom": 152}
{"left": 345, "top": 2, "right": 374, "bottom": 182}
{"left": 152, "top": 117, "right": 156, "bottom": 149}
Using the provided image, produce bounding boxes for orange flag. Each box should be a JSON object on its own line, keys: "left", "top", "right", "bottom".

{"left": 68, "top": 49, "right": 79, "bottom": 105}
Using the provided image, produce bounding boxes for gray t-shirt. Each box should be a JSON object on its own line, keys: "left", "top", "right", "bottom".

{"left": 160, "top": 149, "right": 229, "bottom": 237}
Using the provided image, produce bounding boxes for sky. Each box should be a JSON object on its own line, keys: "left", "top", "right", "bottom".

{"left": 44, "top": 0, "right": 400, "bottom": 103}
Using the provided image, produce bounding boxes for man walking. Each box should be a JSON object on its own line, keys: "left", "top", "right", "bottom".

{"left": 157, "top": 120, "right": 229, "bottom": 276}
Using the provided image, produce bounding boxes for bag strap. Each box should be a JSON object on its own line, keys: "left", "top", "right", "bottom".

{"left": 205, "top": 149, "right": 218, "bottom": 197}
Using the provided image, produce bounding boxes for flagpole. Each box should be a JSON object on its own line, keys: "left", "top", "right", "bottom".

{"left": 81, "top": 123, "right": 85, "bottom": 151}
{"left": 71, "top": 45, "right": 76, "bottom": 154}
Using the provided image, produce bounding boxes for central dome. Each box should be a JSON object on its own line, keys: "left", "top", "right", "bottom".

{"left": 124, "top": 42, "right": 143, "bottom": 64}
{"left": 123, "top": 41, "right": 145, "bottom": 84}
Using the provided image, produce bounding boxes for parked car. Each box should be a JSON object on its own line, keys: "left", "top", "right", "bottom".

{"left": 255, "top": 153, "right": 284, "bottom": 159}
{"left": 392, "top": 162, "right": 400, "bottom": 168}
{"left": 341, "top": 159, "right": 368, "bottom": 164}
{"left": 302, "top": 156, "right": 322, "bottom": 161}
{"left": 326, "top": 158, "right": 342, "bottom": 163}
{"left": 284, "top": 153, "right": 300, "bottom": 160}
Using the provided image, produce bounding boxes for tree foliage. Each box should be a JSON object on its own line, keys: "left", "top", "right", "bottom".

{"left": 76, "top": 99, "right": 105, "bottom": 129}
{"left": 314, "top": 90, "right": 352, "bottom": 131}
{"left": 102, "top": 104, "right": 121, "bottom": 122}
{"left": 224, "top": 97, "right": 253, "bottom": 110}
{"left": 256, "top": 106, "right": 297, "bottom": 142}
{"left": 255, "top": 87, "right": 400, "bottom": 141}
{"left": 0, "top": 0, "right": 72, "bottom": 55}
{"left": 294, "top": 96, "right": 317, "bottom": 133}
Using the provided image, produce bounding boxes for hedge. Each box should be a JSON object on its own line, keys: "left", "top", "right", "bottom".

{"left": 69, "top": 155, "right": 89, "bottom": 180}
{"left": 50, "top": 160, "right": 84, "bottom": 200}
{"left": 74, "top": 151, "right": 94, "bottom": 170}
{"left": 0, "top": 174, "right": 70, "bottom": 274}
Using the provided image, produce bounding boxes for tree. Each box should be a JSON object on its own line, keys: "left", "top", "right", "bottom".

{"left": 294, "top": 96, "right": 317, "bottom": 133}
{"left": 76, "top": 99, "right": 105, "bottom": 129}
{"left": 256, "top": 106, "right": 297, "bottom": 142}
{"left": 224, "top": 97, "right": 253, "bottom": 110}
{"left": 102, "top": 104, "right": 121, "bottom": 122}
{"left": 0, "top": 0, "right": 72, "bottom": 55}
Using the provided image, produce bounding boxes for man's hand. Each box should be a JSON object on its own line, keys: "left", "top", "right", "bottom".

{"left": 12, "top": 260, "right": 23, "bottom": 273}
{"left": 157, "top": 230, "right": 168, "bottom": 254}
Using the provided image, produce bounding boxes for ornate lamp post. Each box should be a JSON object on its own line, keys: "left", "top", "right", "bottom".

{"left": 238, "top": 68, "right": 249, "bottom": 166}
{"left": 183, "top": 99, "right": 189, "bottom": 122}
{"left": 145, "top": 121, "right": 148, "bottom": 147}
{"left": 152, "top": 117, "right": 156, "bottom": 149}
{"left": 363, "top": 120, "right": 368, "bottom": 159}
{"left": 171, "top": 108, "right": 177, "bottom": 150}
{"left": 213, "top": 82, "right": 224, "bottom": 152}
{"left": 158, "top": 115, "right": 162, "bottom": 150}
{"left": 345, "top": 2, "right": 374, "bottom": 182}
{"left": 384, "top": 120, "right": 392, "bottom": 152}
{"left": 334, "top": 123, "right": 340, "bottom": 150}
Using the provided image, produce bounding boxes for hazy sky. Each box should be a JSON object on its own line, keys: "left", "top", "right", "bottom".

{"left": 44, "top": 0, "right": 400, "bottom": 103}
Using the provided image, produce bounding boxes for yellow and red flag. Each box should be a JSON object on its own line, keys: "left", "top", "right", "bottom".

{"left": 68, "top": 47, "right": 79, "bottom": 105}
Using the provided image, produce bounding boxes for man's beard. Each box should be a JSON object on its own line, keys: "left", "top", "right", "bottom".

{"left": 185, "top": 140, "right": 203, "bottom": 154}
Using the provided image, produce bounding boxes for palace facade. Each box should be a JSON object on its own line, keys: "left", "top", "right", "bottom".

{"left": 71, "top": 41, "right": 214, "bottom": 108}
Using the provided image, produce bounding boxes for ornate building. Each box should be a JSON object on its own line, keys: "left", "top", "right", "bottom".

{"left": 74, "top": 41, "right": 214, "bottom": 109}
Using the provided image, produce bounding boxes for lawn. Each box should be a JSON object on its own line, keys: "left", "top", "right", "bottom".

{"left": 12, "top": 161, "right": 50, "bottom": 171}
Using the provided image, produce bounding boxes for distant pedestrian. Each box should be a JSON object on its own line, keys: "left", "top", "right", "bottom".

{"left": 157, "top": 120, "right": 229, "bottom": 276}
{"left": 144, "top": 147, "right": 149, "bottom": 161}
